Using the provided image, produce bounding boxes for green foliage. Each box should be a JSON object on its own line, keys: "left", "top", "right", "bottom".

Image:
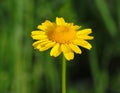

{"left": 0, "top": 0, "right": 120, "bottom": 93}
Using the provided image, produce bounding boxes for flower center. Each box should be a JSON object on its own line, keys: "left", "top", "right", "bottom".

{"left": 48, "top": 25, "right": 76, "bottom": 43}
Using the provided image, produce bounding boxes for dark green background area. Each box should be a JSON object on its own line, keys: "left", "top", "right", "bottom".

{"left": 0, "top": 0, "right": 120, "bottom": 93}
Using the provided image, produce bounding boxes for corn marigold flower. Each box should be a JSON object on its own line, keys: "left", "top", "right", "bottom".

{"left": 31, "top": 17, "right": 94, "bottom": 60}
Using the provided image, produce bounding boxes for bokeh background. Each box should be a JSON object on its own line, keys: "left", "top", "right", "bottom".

{"left": 0, "top": 0, "right": 120, "bottom": 93}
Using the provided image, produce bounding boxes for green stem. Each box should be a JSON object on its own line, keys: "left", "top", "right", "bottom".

{"left": 62, "top": 56, "right": 66, "bottom": 93}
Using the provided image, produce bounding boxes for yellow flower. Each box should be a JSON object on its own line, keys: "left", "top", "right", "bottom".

{"left": 31, "top": 17, "right": 94, "bottom": 60}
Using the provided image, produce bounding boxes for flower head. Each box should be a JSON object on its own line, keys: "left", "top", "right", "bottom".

{"left": 31, "top": 17, "right": 94, "bottom": 60}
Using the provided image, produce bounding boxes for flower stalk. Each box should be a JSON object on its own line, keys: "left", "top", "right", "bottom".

{"left": 62, "top": 56, "right": 66, "bottom": 93}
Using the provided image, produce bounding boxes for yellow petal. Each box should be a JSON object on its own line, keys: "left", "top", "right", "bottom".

{"left": 39, "top": 40, "right": 51, "bottom": 47}
{"left": 31, "top": 31, "right": 45, "bottom": 35}
{"left": 32, "top": 39, "right": 49, "bottom": 49}
{"left": 73, "top": 39, "right": 92, "bottom": 50}
{"left": 39, "top": 41, "right": 55, "bottom": 51}
{"left": 77, "top": 35, "right": 94, "bottom": 40}
{"left": 73, "top": 25, "right": 81, "bottom": 30}
{"left": 37, "top": 20, "right": 53, "bottom": 31}
{"left": 77, "top": 29, "right": 92, "bottom": 35}
{"left": 32, "top": 41, "right": 41, "bottom": 48}
{"left": 56, "top": 17, "right": 66, "bottom": 25}
{"left": 61, "top": 44, "right": 74, "bottom": 60}
{"left": 50, "top": 43, "right": 61, "bottom": 57}
{"left": 37, "top": 25, "right": 46, "bottom": 31}
{"left": 31, "top": 31, "right": 47, "bottom": 40}
{"left": 69, "top": 43, "right": 82, "bottom": 54}
{"left": 31, "top": 34, "right": 47, "bottom": 40}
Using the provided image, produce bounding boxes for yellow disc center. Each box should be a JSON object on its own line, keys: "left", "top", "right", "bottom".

{"left": 48, "top": 25, "right": 76, "bottom": 43}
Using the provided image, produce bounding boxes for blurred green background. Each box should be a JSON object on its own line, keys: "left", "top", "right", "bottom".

{"left": 0, "top": 0, "right": 120, "bottom": 93}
